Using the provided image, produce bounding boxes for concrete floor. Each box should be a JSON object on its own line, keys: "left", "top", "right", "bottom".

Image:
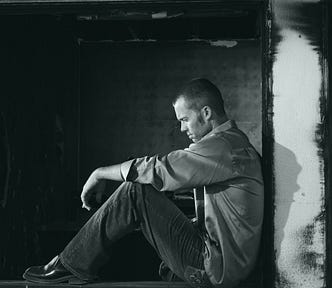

{"left": 0, "top": 281, "right": 191, "bottom": 288}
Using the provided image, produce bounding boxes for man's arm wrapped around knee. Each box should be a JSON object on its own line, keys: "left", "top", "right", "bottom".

{"left": 81, "top": 164, "right": 123, "bottom": 210}
{"left": 120, "top": 137, "right": 234, "bottom": 192}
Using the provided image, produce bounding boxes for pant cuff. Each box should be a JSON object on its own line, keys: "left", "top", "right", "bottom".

{"left": 59, "top": 253, "right": 98, "bottom": 282}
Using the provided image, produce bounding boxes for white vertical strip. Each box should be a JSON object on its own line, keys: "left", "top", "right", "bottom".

{"left": 272, "top": 18, "right": 325, "bottom": 288}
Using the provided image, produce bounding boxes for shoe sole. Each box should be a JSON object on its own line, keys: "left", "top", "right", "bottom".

{"left": 23, "top": 272, "right": 86, "bottom": 285}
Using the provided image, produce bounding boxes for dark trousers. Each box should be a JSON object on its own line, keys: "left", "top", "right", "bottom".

{"left": 59, "top": 182, "right": 210, "bottom": 286}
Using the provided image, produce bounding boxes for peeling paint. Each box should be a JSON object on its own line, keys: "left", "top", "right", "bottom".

{"left": 151, "top": 11, "right": 167, "bottom": 19}
{"left": 276, "top": 270, "right": 294, "bottom": 288}
{"left": 296, "top": 220, "right": 325, "bottom": 273}
{"left": 272, "top": 1, "right": 326, "bottom": 288}
{"left": 208, "top": 40, "right": 238, "bottom": 48}
{"left": 186, "top": 39, "right": 238, "bottom": 48}
{"left": 78, "top": 38, "right": 239, "bottom": 48}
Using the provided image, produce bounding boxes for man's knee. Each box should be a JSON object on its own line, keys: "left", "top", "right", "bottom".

{"left": 121, "top": 182, "right": 157, "bottom": 193}
{"left": 115, "top": 181, "right": 145, "bottom": 200}
{"left": 120, "top": 182, "right": 163, "bottom": 203}
{"left": 107, "top": 182, "right": 163, "bottom": 209}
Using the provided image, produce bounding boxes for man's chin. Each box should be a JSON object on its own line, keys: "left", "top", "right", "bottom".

{"left": 188, "top": 135, "right": 201, "bottom": 143}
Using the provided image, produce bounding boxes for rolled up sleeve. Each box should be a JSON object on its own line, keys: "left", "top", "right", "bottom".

{"left": 120, "top": 159, "right": 136, "bottom": 181}
{"left": 124, "top": 138, "right": 233, "bottom": 191}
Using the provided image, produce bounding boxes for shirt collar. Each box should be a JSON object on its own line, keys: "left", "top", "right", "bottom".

{"left": 200, "top": 120, "right": 236, "bottom": 141}
{"left": 186, "top": 120, "right": 236, "bottom": 150}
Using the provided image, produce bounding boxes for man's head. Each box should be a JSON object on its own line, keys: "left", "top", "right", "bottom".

{"left": 173, "top": 78, "right": 227, "bottom": 143}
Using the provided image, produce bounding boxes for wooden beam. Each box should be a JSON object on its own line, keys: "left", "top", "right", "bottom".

{"left": 0, "top": 0, "right": 263, "bottom": 16}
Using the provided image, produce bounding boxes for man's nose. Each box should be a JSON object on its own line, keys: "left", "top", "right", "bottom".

{"left": 180, "top": 122, "right": 187, "bottom": 132}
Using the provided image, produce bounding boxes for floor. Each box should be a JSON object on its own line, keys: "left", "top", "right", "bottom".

{"left": 0, "top": 281, "right": 191, "bottom": 288}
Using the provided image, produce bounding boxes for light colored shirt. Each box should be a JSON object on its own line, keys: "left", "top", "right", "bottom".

{"left": 120, "top": 120, "right": 264, "bottom": 288}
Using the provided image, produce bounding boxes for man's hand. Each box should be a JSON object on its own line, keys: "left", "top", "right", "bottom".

{"left": 81, "top": 169, "right": 106, "bottom": 211}
{"left": 80, "top": 164, "right": 123, "bottom": 210}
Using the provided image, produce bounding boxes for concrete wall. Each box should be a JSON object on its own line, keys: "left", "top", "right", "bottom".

{"left": 79, "top": 40, "right": 262, "bottom": 186}
{"left": 0, "top": 16, "right": 80, "bottom": 278}
{"left": 1, "top": 1, "right": 329, "bottom": 285}
{"left": 271, "top": 1, "right": 326, "bottom": 287}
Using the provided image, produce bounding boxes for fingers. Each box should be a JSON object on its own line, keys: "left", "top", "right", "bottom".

{"left": 82, "top": 204, "right": 91, "bottom": 211}
{"left": 81, "top": 188, "right": 92, "bottom": 211}
{"left": 81, "top": 195, "right": 92, "bottom": 211}
{"left": 80, "top": 171, "right": 102, "bottom": 211}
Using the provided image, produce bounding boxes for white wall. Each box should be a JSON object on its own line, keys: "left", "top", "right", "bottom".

{"left": 272, "top": 1, "right": 326, "bottom": 287}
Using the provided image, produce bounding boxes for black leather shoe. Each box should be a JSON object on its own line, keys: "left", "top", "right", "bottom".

{"left": 23, "top": 255, "right": 85, "bottom": 284}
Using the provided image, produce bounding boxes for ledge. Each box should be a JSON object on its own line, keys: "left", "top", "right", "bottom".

{"left": 0, "top": 281, "right": 191, "bottom": 288}
{"left": 0, "top": 281, "right": 260, "bottom": 288}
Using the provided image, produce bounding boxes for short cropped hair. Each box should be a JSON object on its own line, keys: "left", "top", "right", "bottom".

{"left": 173, "top": 78, "right": 225, "bottom": 116}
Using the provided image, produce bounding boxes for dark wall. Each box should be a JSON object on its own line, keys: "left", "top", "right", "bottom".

{"left": 0, "top": 13, "right": 262, "bottom": 280}
{"left": 0, "top": 15, "right": 78, "bottom": 279}
{"left": 79, "top": 40, "right": 262, "bottom": 187}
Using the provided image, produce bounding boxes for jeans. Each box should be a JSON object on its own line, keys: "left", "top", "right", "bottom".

{"left": 59, "top": 182, "right": 212, "bottom": 287}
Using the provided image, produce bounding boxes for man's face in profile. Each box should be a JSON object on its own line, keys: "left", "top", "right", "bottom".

{"left": 173, "top": 97, "right": 211, "bottom": 143}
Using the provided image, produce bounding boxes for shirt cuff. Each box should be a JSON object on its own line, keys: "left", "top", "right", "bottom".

{"left": 120, "top": 159, "right": 135, "bottom": 181}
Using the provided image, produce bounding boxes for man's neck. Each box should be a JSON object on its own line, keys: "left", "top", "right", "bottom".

{"left": 211, "top": 115, "right": 229, "bottom": 130}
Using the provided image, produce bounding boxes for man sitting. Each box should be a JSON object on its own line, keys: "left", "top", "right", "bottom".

{"left": 23, "top": 78, "right": 264, "bottom": 288}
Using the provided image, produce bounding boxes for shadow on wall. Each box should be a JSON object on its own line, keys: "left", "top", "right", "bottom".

{"left": 273, "top": 142, "right": 302, "bottom": 262}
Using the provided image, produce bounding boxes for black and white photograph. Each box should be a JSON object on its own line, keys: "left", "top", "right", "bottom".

{"left": 0, "top": 1, "right": 330, "bottom": 288}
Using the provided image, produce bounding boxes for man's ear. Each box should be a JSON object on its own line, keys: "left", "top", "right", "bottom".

{"left": 201, "top": 106, "right": 212, "bottom": 121}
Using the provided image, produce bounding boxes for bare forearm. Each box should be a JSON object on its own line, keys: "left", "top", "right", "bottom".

{"left": 81, "top": 163, "right": 124, "bottom": 210}
{"left": 94, "top": 164, "right": 123, "bottom": 182}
